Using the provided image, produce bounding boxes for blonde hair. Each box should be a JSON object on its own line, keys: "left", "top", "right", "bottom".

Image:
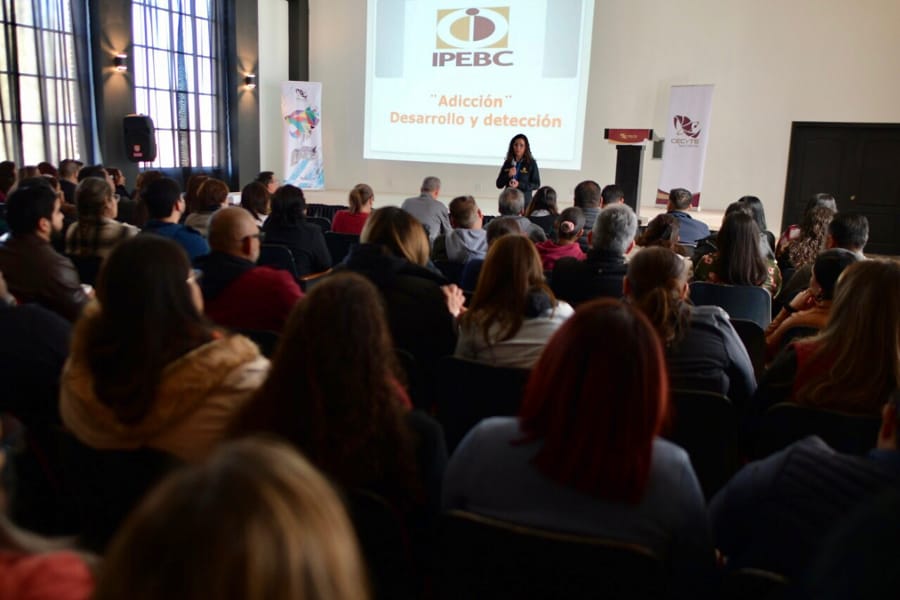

{"left": 348, "top": 183, "right": 373, "bottom": 214}
{"left": 95, "top": 437, "right": 369, "bottom": 600}
{"left": 360, "top": 206, "right": 430, "bottom": 266}
{"left": 795, "top": 260, "right": 900, "bottom": 413}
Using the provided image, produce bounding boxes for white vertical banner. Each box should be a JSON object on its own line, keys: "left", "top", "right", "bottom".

{"left": 656, "top": 84, "right": 714, "bottom": 207}
{"left": 281, "top": 81, "right": 324, "bottom": 189}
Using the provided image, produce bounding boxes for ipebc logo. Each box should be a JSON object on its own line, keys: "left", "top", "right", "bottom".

{"left": 433, "top": 7, "right": 513, "bottom": 67}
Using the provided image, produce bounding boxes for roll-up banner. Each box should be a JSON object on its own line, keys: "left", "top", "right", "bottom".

{"left": 282, "top": 81, "right": 324, "bottom": 189}
{"left": 656, "top": 84, "right": 714, "bottom": 207}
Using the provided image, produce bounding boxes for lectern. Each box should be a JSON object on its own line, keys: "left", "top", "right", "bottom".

{"left": 603, "top": 129, "right": 654, "bottom": 214}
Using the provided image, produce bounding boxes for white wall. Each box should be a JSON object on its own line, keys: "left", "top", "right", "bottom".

{"left": 259, "top": 0, "right": 900, "bottom": 231}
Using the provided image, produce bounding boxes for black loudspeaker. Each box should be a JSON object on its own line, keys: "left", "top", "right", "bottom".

{"left": 123, "top": 115, "right": 157, "bottom": 162}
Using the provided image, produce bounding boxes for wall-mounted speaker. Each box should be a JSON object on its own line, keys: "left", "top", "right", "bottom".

{"left": 123, "top": 114, "right": 157, "bottom": 162}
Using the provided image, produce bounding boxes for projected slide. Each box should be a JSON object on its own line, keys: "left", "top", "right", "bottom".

{"left": 364, "top": 0, "right": 595, "bottom": 170}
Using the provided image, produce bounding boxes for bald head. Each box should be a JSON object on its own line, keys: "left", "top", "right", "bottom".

{"left": 208, "top": 207, "right": 261, "bottom": 261}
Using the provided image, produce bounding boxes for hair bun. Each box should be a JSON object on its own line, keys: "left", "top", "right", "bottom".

{"left": 560, "top": 220, "right": 575, "bottom": 234}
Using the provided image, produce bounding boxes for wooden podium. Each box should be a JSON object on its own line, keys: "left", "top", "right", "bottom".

{"left": 603, "top": 129, "right": 654, "bottom": 214}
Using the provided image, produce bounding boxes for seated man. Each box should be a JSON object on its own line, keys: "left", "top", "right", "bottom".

{"left": 432, "top": 195, "right": 487, "bottom": 264}
{"left": 711, "top": 389, "right": 900, "bottom": 578}
{"left": 400, "top": 176, "right": 450, "bottom": 245}
{"left": 0, "top": 178, "right": 89, "bottom": 321}
{"left": 497, "top": 187, "right": 547, "bottom": 243}
{"left": 194, "top": 207, "right": 302, "bottom": 332}
{"left": 140, "top": 177, "right": 210, "bottom": 261}
{"left": 551, "top": 204, "right": 637, "bottom": 306}
{"left": 666, "top": 187, "right": 710, "bottom": 246}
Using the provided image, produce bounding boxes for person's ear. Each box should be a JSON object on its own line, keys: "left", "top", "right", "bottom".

{"left": 37, "top": 216, "right": 52, "bottom": 236}
{"left": 826, "top": 234, "right": 836, "bottom": 249}
{"left": 680, "top": 279, "right": 690, "bottom": 299}
{"left": 879, "top": 403, "right": 897, "bottom": 447}
{"left": 626, "top": 239, "right": 635, "bottom": 253}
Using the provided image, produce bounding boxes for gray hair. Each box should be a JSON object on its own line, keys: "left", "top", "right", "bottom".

{"left": 498, "top": 187, "right": 524, "bottom": 215}
{"left": 593, "top": 204, "right": 637, "bottom": 254}
{"left": 421, "top": 176, "right": 441, "bottom": 194}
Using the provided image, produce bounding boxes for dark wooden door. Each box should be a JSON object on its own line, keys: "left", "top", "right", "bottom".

{"left": 783, "top": 122, "right": 900, "bottom": 256}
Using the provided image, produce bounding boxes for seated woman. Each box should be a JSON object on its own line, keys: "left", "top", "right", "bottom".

{"left": 738, "top": 195, "right": 776, "bottom": 258}
{"left": 457, "top": 235, "right": 573, "bottom": 368}
{"left": 625, "top": 247, "right": 756, "bottom": 408}
{"left": 239, "top": 181, "right": 270, "bottom": 227}
{"left": 631, "top": 213, "right": 689, "bottom": 259}
{"left": 776, "top": 205, "right": 834, "bottom": 273}
{"left": 444, "top": 299, "right": 714, "bottom": 595}
{"left": 535, "top": 207, "right": 586, "bottom": 271}
{"left": 777, "top": 192, "right": 836, "bottom": 255}
{"left": 753, "top": 259, "right": 900, "bottom": 416}
{"left": 764, "top": 248, "right": 861, "bottom": 361}
{"left": 232, "top": 273, "right": 446, "bottom": 583}
{"left": 343, "top": 206, "right": 463, "bottom": 366}
{"left": 60, "top": 235, "right": 269, "bottom": 462}
{"left": 524, "top": 186, "right": 558, "bottom": 238}
{"left": 65, "top": 177, "right": 138, "bottom": 260}
{"left": 94, "top": 438, "right": 367, "bottom": 600}
{"left": 183, "top": 178, "right": 229, "bottom": 238}
{"left": 332, "top": 183, "right": 374, "bottom": 235}
{"left": 693, "top": 211, "right": 782, "bottom": 296}
{"left": 261, "top": 184, "right": 332, "bottom": 276}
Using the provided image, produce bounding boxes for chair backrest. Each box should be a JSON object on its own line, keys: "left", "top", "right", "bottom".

{"left": 665, "top": 388, "right": 739, "bottom": 500}
{"left": 750, "top": 402, "right": 881, "bottom": 460}
{"left": 689, "top": 281, "right": 772, "bottom": 329}
{"left": 528, "top": 214, "right": 557, "bottom": 237}
{"left": 306, "top": 215, "right": 332, "bottom": 232}
{"left": 324, "top": 231, "right": 360, "bottom": 264}
{"left": 435, "top": 356, "right": 530, "bottom": 452}
{"left": 719, "top": 567, "right": 789, "bottom": 600}
{"left": 66, "top": 254, "right": 103, "bottom": 286}
{"left": 305, "top": 203, "right": 346, "bottom": 222}
{"left": 436, "top": 510, "right": 666, "bottom": 600}
{"left": 730, "top": 318, "right": 765, "bottom": 380}
{"left": 257, "top": 243, "right": 299, "bottom": 279}
{"left": 432, "top": 260, "right": 464, "bottom": 285}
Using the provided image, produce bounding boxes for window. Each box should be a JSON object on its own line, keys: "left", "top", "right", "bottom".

{"left": 0, "top": 0, "right": 84, "bottom": 164}
{"left": 132, "top": 0, "right": 225, "bottom": 169}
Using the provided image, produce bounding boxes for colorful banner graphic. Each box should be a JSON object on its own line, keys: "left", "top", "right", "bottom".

{"left": 656, "top": 85, "right": 714, "bottom": 207}
{"left": 282, "top": 81, "right": 324, "bottom": 190}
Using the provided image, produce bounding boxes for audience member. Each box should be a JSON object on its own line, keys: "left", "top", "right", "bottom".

{"left": 776, "top": 211, "right": 868, "bottom": 305}
{"left": 342, "top": 207, "right": 462, "bottom": 366}
{"left": 140, "top": 177, "right": 210, "bottom": 261}
{"left": 0, "top": 270, "right": 71, "bottom": 429}
{"left": 573, "top": 179, "right": 602, "bottom": 232}
{"left": 0, "top": 161, "right": 18, "bottom": 202}
{"left": 261, "top": 184, "right": 331, "bottom": 276}
{"left": 693, "top": 211, "right": 782, "bottom": 295}
{"left": 60, "top": 235, "right": 269, "bottom": 462}
{"left": 497, "top": 186, "right": 547, "bottom": 242}
{"left": 666, "top": 187, "right": 710, "bottom": 245}
{"left": 130, "top": 169, "right": 164, "bottom": 227}
{"left": 523, "top": 186, "right": 558, "bottom": 238}
{"left": 239, "top": 181, "right": 270, "bottom": 227}
{"left": 94, "top": 438, "right": 367, "bottom": 600}
{"left": 551, "top": 203, "right": 637, "bottom": 306}
{"left": 777, "top": 192, "right": 836, "bottom": 255}
{"left": 18, "top": 165, "right": 41, "bottom": 181}
{"left": 753, "top": 260, "right": 900, "bottom": 416}
{"left": 535, "top": 206, "right": 585, "bottom": 271}
{"left": 444, "top": 299, "right": 713, "bottom": 596}
{"left": 400, "top": 176, "right": 450, "bottom": 244}
{"left": 181, "top": 174, "right": 210, "bottom": 218}
{"left": 710, "top": 389, "right": 900, "bottom": 578}
{"left": 776, "top": 205, "right": 835, "bottom": 272}
{"left": 737, "top": 195, "right": 775, "bottom": 257}
{"left": 105, "top": 167, "right": 130, "bottom": 200}
{"left": 195, "top": 207, "right": 302, "bottom": 332}
{"left": 232, "top": 272, "right": 446, "bottom": 588}
{"left": 57, "top": 159, "right": 81, "bottom": 206}
{"left": 624, "top": 247, "right": 756, "bottom": 407}
{"left": 456, "top": 235, "right": 572, "bottom": 368}
{"left": 332, "top": 183, "right": 374, "bottom": 235}
{"left": 459, "top": 216, "right": 522, "bottom": 292}
{"left": 633, "top": 213, "right": 687, "bottom": 257}
{"left": 765, "top": 248, "right": 861, "bottom": 360}
{"left": 0, "top": 178, "right": 89, "bottom": 321}
{"left": 600, "top": 184, "right": 625, "bottom": 207}
{"left": 255, "top": 170, "right": 279, "bottom": 195}
{"left": 183, "top": 178, "right": 229, "bottom": 238}
{"left": 65, "top": 177, "right": 138, "bottom": 260}
{"left": 431, "top": 195, "right": 487, "bottom": 264}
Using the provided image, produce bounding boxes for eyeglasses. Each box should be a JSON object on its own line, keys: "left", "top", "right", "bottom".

{"left": 186, "top": 269, "right": 203, "bottom": 284}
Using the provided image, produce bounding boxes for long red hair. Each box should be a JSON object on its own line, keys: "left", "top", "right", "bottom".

{"left": 518, "top": 299, "right": 669, "bottom": 504}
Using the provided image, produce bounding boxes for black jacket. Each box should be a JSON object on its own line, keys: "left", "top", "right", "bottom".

{"left": 496, "top": 158, "right": 540, "bottom": 208}
{"left": 550, "top": 248, "right": 627, "bottom": 307}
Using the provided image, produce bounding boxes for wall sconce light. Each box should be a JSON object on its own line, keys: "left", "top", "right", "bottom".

{"left": 243, "top": 74, "right": 257, "bottom": 90}
{"left": 113, "top": 54, "right": 128, "bottom": 72}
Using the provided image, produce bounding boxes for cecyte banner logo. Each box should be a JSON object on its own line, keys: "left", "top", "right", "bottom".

{"left": 436, "top": 7, "right": 509, "bottom": 49}
{"left": 433, "top": 7, "right": 513, "bottom": 67}
{"left": 673, "top": 115, "right": 701, "bottom": 139}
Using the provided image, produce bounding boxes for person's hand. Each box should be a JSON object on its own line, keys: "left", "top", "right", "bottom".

{"left": 506, "top": 166, "right": 517, "bottom": 178}
{"left": 508, "top": 178, "right": 519, "bottom": 189}
{"left": 789, "top": 288, "right": 817, "bottom": 312}
{"left": 441, "top": 284, "right": 465, "bottom": 318}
